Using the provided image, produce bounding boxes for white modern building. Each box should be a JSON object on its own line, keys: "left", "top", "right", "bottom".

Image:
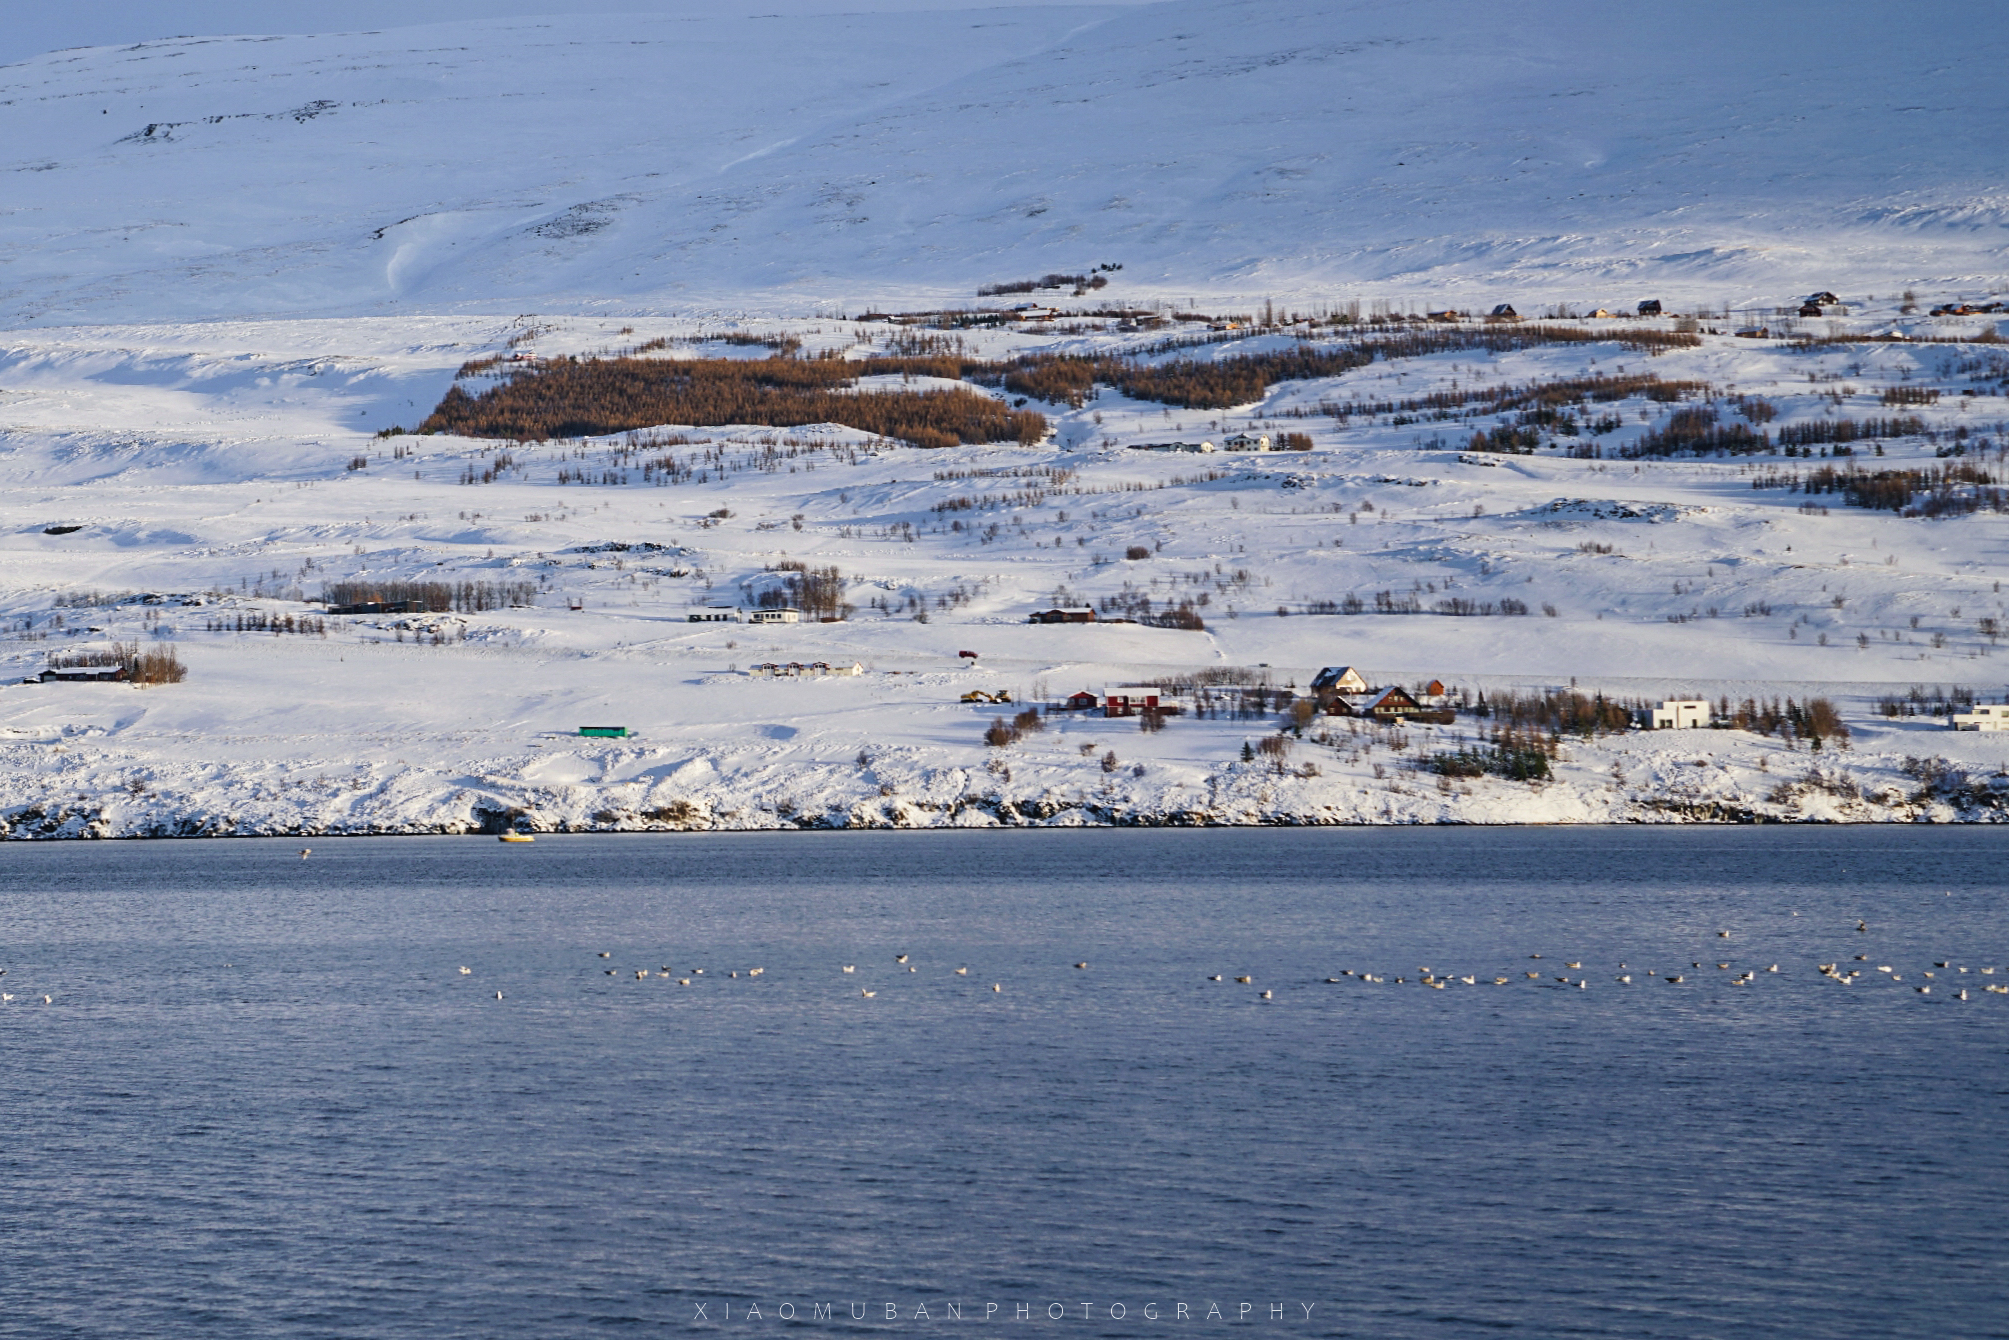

{"left": 747, "top": 608, "right": 801, "bottom": 624}
{"left": 1953, "top": 704, "right": 2009, "bottom": 731}
{"left": 1651, "top": 699, "right": 1711, "bottom": 729}
{"left": 687, "top": 607, "right": 740, "bottom": 623}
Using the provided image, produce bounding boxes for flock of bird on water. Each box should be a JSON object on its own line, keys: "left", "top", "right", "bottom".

{"left": 420, "top": 920, "right": 2000, "bottom": 1005}
{"left": 2, "top": 885, "right": 1998, "bottom": 1005}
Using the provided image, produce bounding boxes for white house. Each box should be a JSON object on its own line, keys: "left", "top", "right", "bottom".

{"left": 747, "top": 608, "right": 801, "bottom": 624}
{"left": 1223, "top": 432, "right": 1272, "bottom": 451}
{"left": 1953, "top": 704, "right": 2009, "bottom": 731}
{"left": 687, "top": 607, "right": 740, "bottom": 623}
{"left": 1651, "top": 699, "right": 1711, "bottom": 729}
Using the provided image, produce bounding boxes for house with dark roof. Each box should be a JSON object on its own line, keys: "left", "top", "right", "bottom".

{"left": 1310, "top": 665, "right": 1369, "bottom": 693}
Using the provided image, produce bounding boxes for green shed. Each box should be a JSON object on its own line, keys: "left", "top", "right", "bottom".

{"left": 578, "top": 726, "right": 630, "bottom": 739}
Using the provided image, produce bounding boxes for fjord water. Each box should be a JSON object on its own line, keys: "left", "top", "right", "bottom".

{"left": 0, "top": 829, "right": 2002, "bottom": 1338}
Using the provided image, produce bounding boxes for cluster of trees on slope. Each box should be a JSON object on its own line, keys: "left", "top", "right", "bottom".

{"left": 417, "top": 356, "right": 1048, "bottom": 448}
{"left": 996, "top": 326, "right": 1702, "bottom": 411}
{"left": 412, "top": 325, "right": 1711, "bottom": 445}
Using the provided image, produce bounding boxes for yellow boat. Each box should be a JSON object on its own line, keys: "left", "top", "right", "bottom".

{"left": 498, "top": 833, "right": 535, "bottom": 844}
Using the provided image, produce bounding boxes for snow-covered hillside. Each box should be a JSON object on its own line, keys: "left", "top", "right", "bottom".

{"left": 2, "top": 1, "right": 2007, "bottom": 835}
{"left": 4, "top": 302, "right": 2009, "bottom": 836}
{"left": 2, "top": 0, "right": 2004, "bottom": 325}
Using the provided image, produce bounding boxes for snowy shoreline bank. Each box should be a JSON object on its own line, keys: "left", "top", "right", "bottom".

{"left": 7, "top": 739, "right": 2003, "bottom": 840}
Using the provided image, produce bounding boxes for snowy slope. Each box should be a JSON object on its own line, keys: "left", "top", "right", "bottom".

{"left": 3, "top": 0, "right": 2005, "bottom": 325}
{"left": 4, "top": 304, "right": 2009, "bottom": 836}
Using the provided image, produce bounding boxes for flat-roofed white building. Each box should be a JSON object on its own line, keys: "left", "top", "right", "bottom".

{"left": 1953, "top": 704, "right": 2009, "bottom": 731}
{"left": 1651, "top": 699, "right": 1711, "bottom": 729}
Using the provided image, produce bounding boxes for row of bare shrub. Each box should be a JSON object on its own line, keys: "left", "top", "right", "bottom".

{"left": 320, "top": 580, "right": 536, "bottom": 612}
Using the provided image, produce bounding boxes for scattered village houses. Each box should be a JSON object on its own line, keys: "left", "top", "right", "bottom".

{"left": 1222, "top": 432, "right": 1272, "bottom": 451}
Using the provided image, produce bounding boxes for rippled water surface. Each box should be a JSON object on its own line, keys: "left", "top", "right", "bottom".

{"left": 1, "top": 828, "right": 2005, "bottom": 1338}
